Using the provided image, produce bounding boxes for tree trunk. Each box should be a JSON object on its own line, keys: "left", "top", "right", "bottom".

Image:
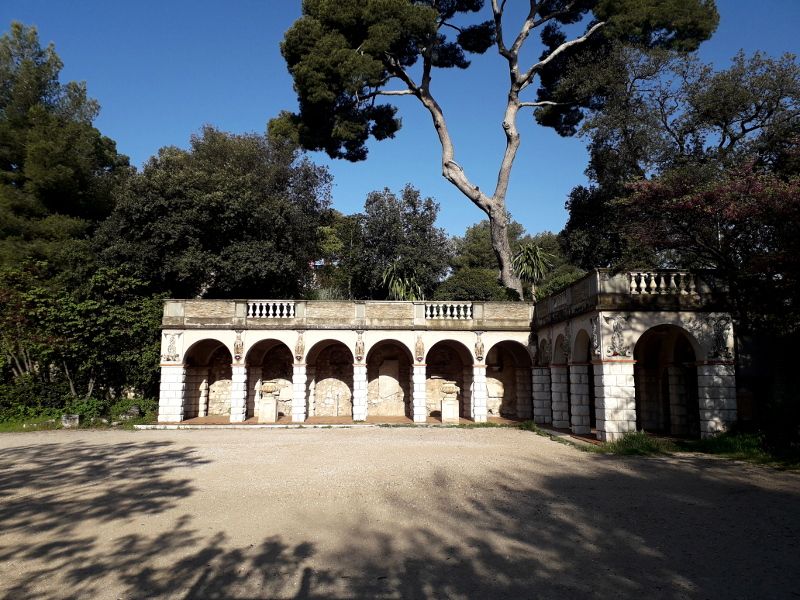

{"left": 489, "top": 211, "right": 523, "bottom": 297}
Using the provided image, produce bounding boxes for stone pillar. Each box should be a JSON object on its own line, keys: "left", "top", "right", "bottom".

{"left": 697, "top": 363, "right": 737, "bottom": 437}
{"left": 569, "top": 364, "right": 591, "bottom": 435}
{"left": 549, "top": 365, "right": 570, "bottom": 429}
{"left": 532, "top": 367, "right": 552, "bottom": 424}
{"left": 307, "top": 367, "right": 316, "bottom": 417}
{"left": 667, "top": 365, "right": 688, "bottom": 436}
{"left": 515, "top": 368, "right": 532, "bottom": 420}
{"left": 158, "top": 365, "right": 186, "bottom": 423}
{"left": 412, "top": 365, "right": 427, "bottom": 423}
{"left": 594, "top": 361, "right": 637, "bottom": 442}
{"left": 292, "top": 364, "right": 307, "bottom": 423}
{"left": 352, "top": 363, "right": 368, "bottom": 421}
{"left": 198, "top": 374, "right": 209, "bottom": 417}
{"left": 461, "top": 367, "right": 473, "bottom": 419}
{"left": 229, "top": 365, "right": 248, "bottom": 423}
{"left": 248, "top": 366, "right": 262, "bottom": 421}
{"left": 472, "top": 365, "right": 488, "bottom": 423}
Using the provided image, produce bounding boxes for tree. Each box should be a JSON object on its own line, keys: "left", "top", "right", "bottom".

{"left": 433, "top": 267, "right": 516, "bottom": 301}
{"left": 512, "top": 242, "right": 552, "bottom": 301}
{"left": 96, "top": 127, "right": 332, "bottom": 299}
{"left": 349, "top": 184, "right": 451, "bottom": 299}
{"left": 450, "top": 218, "right": 526, "bottom": 272}
{"left": 273, "top": 0, "right": 718, "bottom": 295}
{"left": 0, "top": 22, "right": 130, "bottom": 280}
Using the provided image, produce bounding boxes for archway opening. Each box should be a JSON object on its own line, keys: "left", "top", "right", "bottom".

{"left": 307, "top": 340, "right": 354, "bottom": 418}
{"left": 572, "top": 329, "right": 597, "bottom": 430}
{"left": 366, "top": 340, "right": 413, "bottom": 418}
{"left": 485, "top": 341, "right": 532, "bottom": 419}
{"left": 246, "top": 340, "right": 293, "bottom": 420}
{"left": 183, "top": 339, "right": 232, "bottom": 420}
{"left": 426, "top": 340, "right": 473, "bottom": 420}
{"left": 634, "top": 325, "right": 700, "bottom": 437}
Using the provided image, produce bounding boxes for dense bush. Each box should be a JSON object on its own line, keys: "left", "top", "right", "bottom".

{"left": 434, "top": 268, "right": 519, "bottom": 301}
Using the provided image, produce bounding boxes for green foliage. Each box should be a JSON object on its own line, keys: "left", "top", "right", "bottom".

{"left": 512, "top": 242, "right": 553, "bottom": 301}
{"left": 434, "top": 267, "right": 518, "bottom": 301}
{"left": 346, "top": 185, "right": 451, "bottom": 299}
{"left": 64, "top": 395, "right": 106, "bottom": 420}
{"left": 450, "top": 219, "right": 526, "bottom": 272}
{"left": 381, "top": 261, "right": 424, "bottom": 300}
{"left": 0, "top": 23, "right": 130, "bottom": 279}
{"left": 109, "top": 396, "right": 158, "bottom": 424}
{"left": 96, "top": 127, "right": 331, "bottom": 299}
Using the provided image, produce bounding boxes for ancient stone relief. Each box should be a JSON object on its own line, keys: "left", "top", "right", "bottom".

{"left": 161, "top": 332, "right": 182, "bottom": 362}
{"left": 233, "top": 330, "right": 244, "bottom": 362}
{"left": 688, "top": 315, "right": 733, "bottom": 360}
{"left": 415, "top": 336, "right": 425, "bottom": 363}
{"left": 474, "top": 332, "right": 485, "bottom": 363}
{"left": 590, "top": 317, "right": 601, "bottom": 357}
{"left": 354, "top": 331, "right": 365, "bottom": 363}
{"left": 604, "top": 315, "right": 631, "bottom": 357}
{"left": 294, "top": 331, "right": 305, "bottom": 362}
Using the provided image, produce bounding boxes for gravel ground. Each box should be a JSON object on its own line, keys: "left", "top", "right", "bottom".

{"left": 0, "top": 427, "right": 798, "bottom": 599}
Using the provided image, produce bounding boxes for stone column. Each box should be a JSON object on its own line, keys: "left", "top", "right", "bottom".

{"left": 697, "top": 363, "right": 737, "bottom": 437}
{"left": 667, "top": 365, "right": 688, "bottom": 436}
{"left": 307, "top": 367, "right": 316, "bottom": 417}
{"left": 472, "top": 365, "right": 488, "bottom": 423}
{"left": 292, "top": 364, "right": 308, "bottom": 423}
{"left": 229, "top": 365, "right": 248, "bottom": 423}
{"left": 461, "top": 367, "right": 473, "bottom": 419}
{"left": 248, "top": 366, "right": 262, "bottom": 421}
{"left": 569, "top": 364, "right": 591, "bottom": 435}
{"left": 549, "top": 365, "right": 570, "bottom": 428}
{"left": 532, "top": 367, "right": 552, "bottom": 424}
{"left": 594, "top": 361, "right": 637, "bottom": 442}
{"left": 158, "top": 365, "right": 186, "bottom": 423}
{"left": 515, "top": 368, "right": 532, "bottom": 420}
{"left": 412, "top": 365, "right": 427, "bottom": 423}
{"left": 352, "top": 363, "right": 368, "bottom": 421}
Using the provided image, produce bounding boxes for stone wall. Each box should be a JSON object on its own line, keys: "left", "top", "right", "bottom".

{"left": 312, "top": 344, "right": 353, "bottom": 417}
{"left": 367, "top": 345, "right": 411, "bottom": 417}
{"left": 485, "top": 345, "right": 518, "bottom": 418}
{"left": 426, "top": 345, "right": 466, "bottom": 417}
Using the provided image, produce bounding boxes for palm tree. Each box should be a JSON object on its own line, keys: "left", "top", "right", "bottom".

{"left": 512, "top": 243, "right": 553, "bottom": 301}
{"left": 381, "top": 261, "right": 424, "bottom": 301}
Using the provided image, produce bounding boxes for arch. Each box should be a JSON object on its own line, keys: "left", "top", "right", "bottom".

{"left": 538, "top": 338, "right": 551, "bottom": 367}
{"left": 572, "top": 330, "right": 591, "bottom": 363}
{"left": 485, "top": 340, "right": 533, "bottom": 419}
{"left": 366, "top": 339, "right": 414, "bottom": 418}
{"left": 425, "top": 340, "right": 473, "bottom": 421}
{"left": 306, "top": 340, "right": 354, "bottom": 418}
{"left": 182, "top": 339, "right": 232, "bottom": 420}
{"left": 552, "top": 334, "right": 567, "bottom": 365}
{"left": 245, "top": 339, "right": 294, "bottom": 420}
{"left": 570, "top": 329, "right": 596, "bottom": 431}
{"left": 634, "top": 324, "right": 700, "bottom": 437}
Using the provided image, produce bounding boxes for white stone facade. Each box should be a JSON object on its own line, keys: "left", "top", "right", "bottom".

{"left": 158, "top": 271, "right": 739, "bottom": 440}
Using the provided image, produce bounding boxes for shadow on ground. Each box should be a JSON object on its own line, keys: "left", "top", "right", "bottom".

{"left": 0, "top": 439, "right": 798, "bottom": 599}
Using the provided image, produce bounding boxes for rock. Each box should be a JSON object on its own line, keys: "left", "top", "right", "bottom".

{"left": 61, "top": 414, "right": 80, "bottom": 428}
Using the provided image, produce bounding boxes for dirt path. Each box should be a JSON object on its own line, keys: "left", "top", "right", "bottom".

{"left": 0, "top": 428, "right": 798, "bottom": 599}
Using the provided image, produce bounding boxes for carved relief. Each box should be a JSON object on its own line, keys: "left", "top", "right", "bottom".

{"left": 161, "top": 332, "right": 182, "bottom": 362}
{"left": 233, "top": 330, "right": 244, "bottom": 362}
{"left": 603, "top": 315, "right": 631, "bottom": 357}
{"left": 415, "top": 335, "right": 425, "bottom": 364}
{"left": 294, "top": 331, "right": 305, "bottom": 362}
{"left": 354, "top": 331, "right": 365, "bottom": 363}
{"left": 590, "top": 318, "right": 601, "bottom": 357}
{"left": 688, "top": 315, "right": 733, "bottom": 360}
{"left": 474, "top": 332, "right": 485, "bottom": 363}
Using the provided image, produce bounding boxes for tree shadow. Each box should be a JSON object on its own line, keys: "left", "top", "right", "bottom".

{"left": 1, "top": 437, "right": 799, "bottom": 598}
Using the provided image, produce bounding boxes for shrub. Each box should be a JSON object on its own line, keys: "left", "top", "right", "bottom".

{"left": 434, "top": 268, "right": 519, "bottom": 301}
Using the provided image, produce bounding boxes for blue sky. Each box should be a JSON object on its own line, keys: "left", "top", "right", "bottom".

{"left": 2, "top": 1, "right": 798, "bottom": 236}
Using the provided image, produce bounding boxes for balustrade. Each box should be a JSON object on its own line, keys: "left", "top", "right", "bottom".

{"left": 424, "top": 302, "right": 473, "bottom": 320}
{"left": 628, "top": 272, "right": 696, "bottom": 296}
{"left": 247, "top": 301, "right": 296, "bottom": 319}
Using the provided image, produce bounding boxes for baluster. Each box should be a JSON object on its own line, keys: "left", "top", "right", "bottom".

{"left": 688, "top": 274, "right": 697, "bottom": 295}
{"left": 629, "top": 273, "right": 637, "bottom": 295}
{"left": 289, "top": 303, "right": 295, "bottom": 318}
{"left": 658, "top": 273, "right": 667, "bottom": 295}
{"left": 668, "top": 273, "right": 677, "bottom": 293}
{"left": 647, "top": 272, "right": 657, "bottom": 294}
{"left": 678, "top": 273, "right": 687, "bottom": 295}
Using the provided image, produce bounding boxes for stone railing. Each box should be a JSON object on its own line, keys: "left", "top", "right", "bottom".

{"left": 424, "top": 302, "right": 473, "bottom": 320}
{"left": 533, "top": 269, "right": 715, "bottom": 327}
{"left": 628, "top": 271, "right": 697, "bottom": 295}
{"left": 247, "top": 301, "right": 296, "bottom": 318}
{"left": 162, "top": 299, "right": 531, "bottom": 331}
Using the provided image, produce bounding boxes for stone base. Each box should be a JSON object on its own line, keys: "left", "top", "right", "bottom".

{"left": 258, "top": 396, "right": 278, "bottom": 423}
{"left": 441, "top": 398, "right": 460, "bottom": 424}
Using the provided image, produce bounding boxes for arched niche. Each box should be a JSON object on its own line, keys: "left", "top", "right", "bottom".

{"left": 183, "top": 339, "right": 232, "bottom": 420}
{"left": 306, "top": 340, "right": 354, "bottom": 418}
{"left": 634, "top": 325, "right": 700, "bottom": 437}
{"left": 366, "top": 340, "right": 413, "bottom": 418}
{"left": 425, "top": 340, "right": 473, "bottom": 420}
{"left": 485, "top": 340, "right": 533, "bottom": 419}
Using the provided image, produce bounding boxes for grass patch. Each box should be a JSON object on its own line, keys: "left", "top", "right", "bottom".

{"left": 674, "top": 432, "right": 799, "bottom": 469}
{"left": 599, "top": 432, "right": 675, "bottom": 456}
{"left": 0, "top": 416, "right": 61, "bottom": 433}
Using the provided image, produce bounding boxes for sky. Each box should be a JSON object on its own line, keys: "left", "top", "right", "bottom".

{"left": 2, "top": 1, "right": 799, "bottom": 237}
